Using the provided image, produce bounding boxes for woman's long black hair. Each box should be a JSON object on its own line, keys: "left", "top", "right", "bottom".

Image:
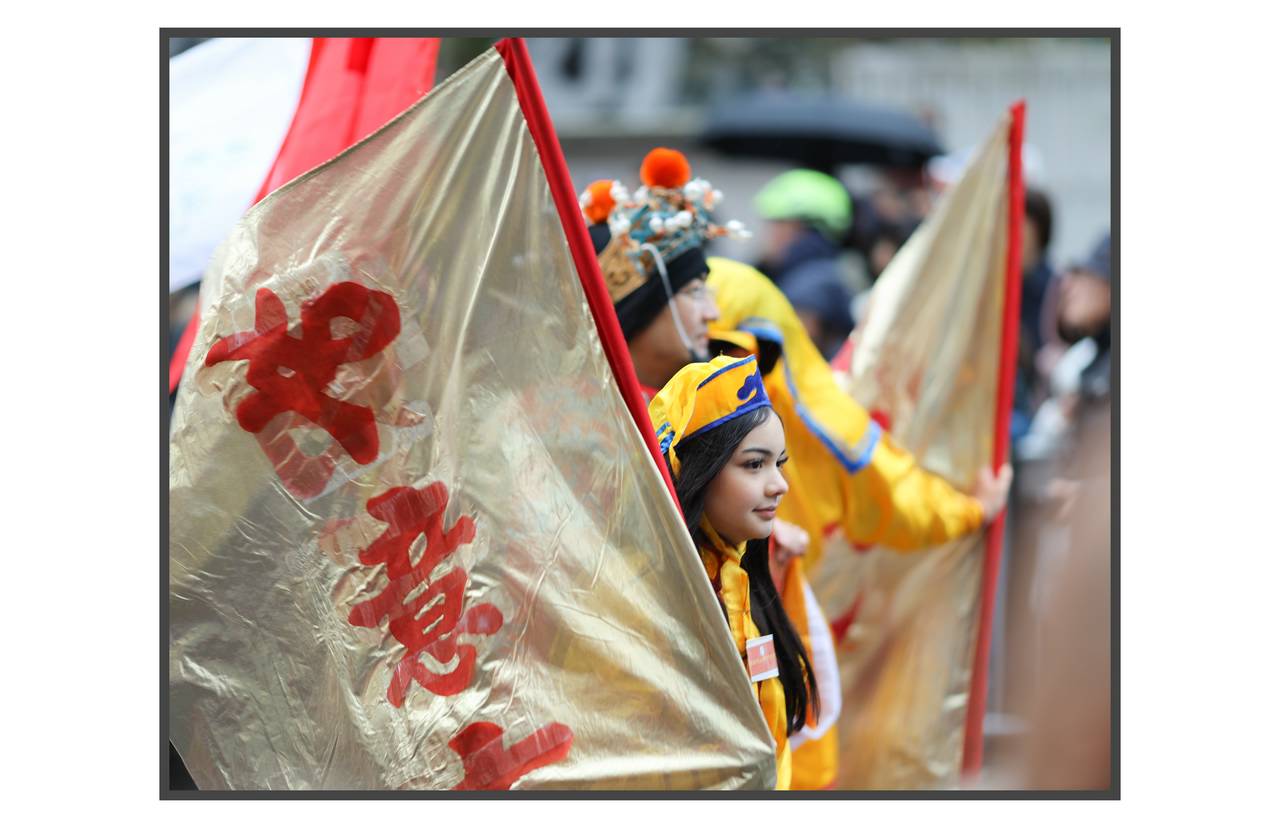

{"left": 668, "top": 405, "right": 818, "bottom": 735}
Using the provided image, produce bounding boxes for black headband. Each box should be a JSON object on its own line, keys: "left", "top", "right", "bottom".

{"left": 591, "top": 223, "right": 709, "bottom": 340}
{"left": 612, "top": 247, "right": 708, "bottom": 340}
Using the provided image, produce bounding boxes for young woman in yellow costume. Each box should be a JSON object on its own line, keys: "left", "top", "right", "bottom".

{"left": 648, "top": 354, "right": 819, "bottom": 791}
{"left": 705, "top": 256, "right": 1012, "bottom": 788}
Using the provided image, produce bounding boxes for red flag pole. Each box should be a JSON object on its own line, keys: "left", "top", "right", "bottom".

{"left": 962, "top": 100, "right": 1026, "bottom": 775}
{"left": 495, "top": 38, "right": 682, "bottom": 509}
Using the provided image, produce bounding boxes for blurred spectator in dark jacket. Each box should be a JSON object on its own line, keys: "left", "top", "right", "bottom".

{"left": 781, "top": 260, "right": 857, "bottom": 360}
{"left": 1012, "top": 188, "right": 1057, "bottom": 441}
{"left": 1022, "top": 188, "right": 1056, "bottom": 354}
{"left": 1055, "top": 233, "right": 1111, "bottom": 402}
{"left": 867, "top": 220, "right": 910, "bottom": 285}
{"left": 1017, "top": 231, "right": 1112, "bottom": 464}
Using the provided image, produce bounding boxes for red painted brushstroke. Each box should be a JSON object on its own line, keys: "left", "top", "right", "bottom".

{"left": 345, "top": 481, "right": 502, "bottom": 708}
{"left": 204, "top": 281, "right": 400, "bottom": 465}
{"left": 451, "top": 720, "right": 574, "bottom": 790}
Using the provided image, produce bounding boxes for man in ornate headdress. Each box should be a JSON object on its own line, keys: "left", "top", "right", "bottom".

{"left": 579, "top": 147, "right": 748, "bottom": 397}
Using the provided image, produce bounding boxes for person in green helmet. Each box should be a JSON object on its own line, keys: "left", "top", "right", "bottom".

{"left": 754, "top": 170, "right": 853, "bottom": 280}
{"left": 754, "top": 169, "right": 863, "bottom": 359}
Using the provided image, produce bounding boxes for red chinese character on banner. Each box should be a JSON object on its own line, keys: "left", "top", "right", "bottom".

{"left": 347, "top": 481, "right": 503, "bottom": 707}
{"left": 450, "top": 720, "right": 574, "bottom": 790}
{"left": 251, "top": 410, "right": 346, "bottom": 500}
{"left": 205, "top": 281, "right": 400, "bottom": 465}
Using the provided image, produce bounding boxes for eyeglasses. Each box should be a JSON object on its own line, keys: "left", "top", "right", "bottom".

{"left": 677, "top": 280, "right": 716, "bottom": 304}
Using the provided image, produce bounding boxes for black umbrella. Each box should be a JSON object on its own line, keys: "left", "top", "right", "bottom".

{"left": 701, "top": 91, "right": 943, "bottom": 171}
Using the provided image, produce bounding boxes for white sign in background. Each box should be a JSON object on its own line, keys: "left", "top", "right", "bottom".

{"left": 168, "top": 38, "right": 309, "bottom": 293}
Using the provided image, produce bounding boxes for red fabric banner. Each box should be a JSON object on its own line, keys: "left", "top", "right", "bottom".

{"left": 253, "top": 37, "right": 439, "bottom": 202}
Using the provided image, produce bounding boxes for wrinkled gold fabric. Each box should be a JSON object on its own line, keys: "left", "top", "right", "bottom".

{"left": 810, "top": 113, "right": 1013, "bottom": 789}
{"left": 168, "top": 49, "right": 775, "bottom": 791}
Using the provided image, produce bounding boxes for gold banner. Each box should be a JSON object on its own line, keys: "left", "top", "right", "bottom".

{"left": 169, "top": 48, "right": 775, "bottom": 791}
{"left": 811, "top": 111, "right": 1013, "bottom": 788}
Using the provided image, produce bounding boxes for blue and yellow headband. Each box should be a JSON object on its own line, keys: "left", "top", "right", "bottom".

{"left": 647, "top": 355, "right": 772, "bottom": 477}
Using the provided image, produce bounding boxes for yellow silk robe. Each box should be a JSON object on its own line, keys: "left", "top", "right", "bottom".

{"left": 700, "top": 522, "right": 792, "bottom": 791}
{"left": 707, "top": 257, "right": 985, "bottom": 788}
{"left": 707, "top": 257, "right": 983, "bottom": 566}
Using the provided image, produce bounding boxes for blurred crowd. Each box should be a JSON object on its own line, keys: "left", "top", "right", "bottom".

{"left": 747, "top": 167, "right": 1112, "bottom": 438}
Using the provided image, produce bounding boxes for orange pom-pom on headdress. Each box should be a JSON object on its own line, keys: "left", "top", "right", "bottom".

{"left": 640, "top": 147, "right": 692, "bottom": 189}
{"left": 581, "top": 179, "right": 616, "bottom": 224}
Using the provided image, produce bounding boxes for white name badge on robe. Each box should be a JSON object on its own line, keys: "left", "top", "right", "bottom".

{"left": 746, "top": 634, "right": 779, "bottom": 682}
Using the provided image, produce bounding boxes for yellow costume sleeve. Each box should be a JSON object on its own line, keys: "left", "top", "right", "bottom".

{"left": 706, "top": 257, "right": 983, "bottom": 568}
{"left": 849, "top": 431, "right": 984, "bottom": 550}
